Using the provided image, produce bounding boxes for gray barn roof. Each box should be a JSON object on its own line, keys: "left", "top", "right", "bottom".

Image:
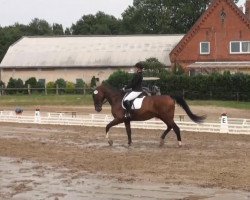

{"left": 0, "top": 35, "right": 184, "bottom": 68}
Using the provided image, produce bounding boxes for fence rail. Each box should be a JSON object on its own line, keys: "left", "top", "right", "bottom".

{"left": 0, "top": 111, "right": 249, "bottom": 135}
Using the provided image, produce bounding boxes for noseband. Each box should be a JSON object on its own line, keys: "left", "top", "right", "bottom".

{"left": 95, "top": 98, "right": 108, "bottom": 110}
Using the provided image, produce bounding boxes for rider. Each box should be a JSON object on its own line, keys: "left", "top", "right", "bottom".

{"left": 123, "top": 62, "right": 144, "bottom": 119}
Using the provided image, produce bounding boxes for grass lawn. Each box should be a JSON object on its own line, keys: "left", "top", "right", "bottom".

{"left": 0, "top": 94, "right": 93, "bottom": 106}
{"left": 0, "top": 94, "right": 249, "bottom": 109}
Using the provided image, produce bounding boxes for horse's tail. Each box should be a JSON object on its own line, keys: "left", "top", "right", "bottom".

{"left": 171, "top": 95, "right": 206, "bottom": 123}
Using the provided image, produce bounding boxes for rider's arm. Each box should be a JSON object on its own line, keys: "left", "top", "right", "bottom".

{"left": 125, "top": 74, "right": 138, "bottom": 89}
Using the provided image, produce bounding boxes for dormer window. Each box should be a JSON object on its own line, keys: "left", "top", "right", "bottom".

{"left": 200, "top": 42, "right": 210, "bottom": 55}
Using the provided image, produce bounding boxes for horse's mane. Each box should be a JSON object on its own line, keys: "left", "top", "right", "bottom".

{"left": 101, "top": 82, "right": 123, "bottom": 94}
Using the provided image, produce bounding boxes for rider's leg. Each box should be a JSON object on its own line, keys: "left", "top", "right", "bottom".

{"left": 123, "top": 91, "right": 142, "bottom": 118}
{"left": 124, "top": 100, "right": 131, "bottom": 118}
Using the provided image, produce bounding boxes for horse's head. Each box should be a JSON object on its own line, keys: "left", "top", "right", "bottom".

{"left": 92, "top": 86, "right": 106, "bottom": 112}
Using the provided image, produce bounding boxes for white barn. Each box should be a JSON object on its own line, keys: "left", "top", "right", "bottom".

{"left": 0, "top": 35, "right": 184, "bottom": 84}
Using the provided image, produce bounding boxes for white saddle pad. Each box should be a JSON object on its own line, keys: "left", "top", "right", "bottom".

{"left": 122, "top": 96, "right": 146, "bottom": 110}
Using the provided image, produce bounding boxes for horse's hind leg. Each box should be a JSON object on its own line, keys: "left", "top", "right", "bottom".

{"left": 172, "top": 122, "right": 182, "bottom": 147}
{"left": 160, "top": 126, "right": 172, "bottom": 147}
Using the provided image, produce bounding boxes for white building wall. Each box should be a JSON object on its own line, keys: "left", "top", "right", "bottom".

{"left": 1, "top": 67, "right": 128, "bottom": 84}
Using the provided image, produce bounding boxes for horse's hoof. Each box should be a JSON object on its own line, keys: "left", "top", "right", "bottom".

{"left": 108, "top": 140, "right": 113, "bottom": 146}
{"left": 178, "top": 141, "right": 182, "bottom": 147}
{"left": 159, "top": 139, "right": 164, "bottom": 147}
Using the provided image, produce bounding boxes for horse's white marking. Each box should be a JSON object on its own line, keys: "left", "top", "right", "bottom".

{"left": 178, "top": 141, "right": 182, "bottom": 146}
{"left": 106, "top": 132, "right": 109, "bottom": 139}
{"left": 94, "top": 90, "right": 98, "bottom": 95}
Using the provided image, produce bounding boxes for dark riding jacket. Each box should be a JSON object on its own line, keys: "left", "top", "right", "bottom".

{"left": 125, "top": 72, "right": 143, "bottom": 92}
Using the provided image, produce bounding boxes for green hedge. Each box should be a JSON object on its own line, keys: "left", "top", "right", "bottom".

{"left": 105, "top": 71, "right": 250, "bottom": 101}
{"left": 158, "top": 73, "right": 250, "bottom": 101}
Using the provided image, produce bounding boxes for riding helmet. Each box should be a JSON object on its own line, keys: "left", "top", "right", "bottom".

{"left": 134, "top": 62, "right": 144, "bottom": 69}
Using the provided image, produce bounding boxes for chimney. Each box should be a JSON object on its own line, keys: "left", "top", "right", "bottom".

{"left": 246, "top": 0, "right": 250, "bottom": 20}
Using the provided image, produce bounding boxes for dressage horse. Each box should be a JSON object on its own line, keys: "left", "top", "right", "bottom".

{"left": 92, "top": 83, "right": 206, "bottom": 147}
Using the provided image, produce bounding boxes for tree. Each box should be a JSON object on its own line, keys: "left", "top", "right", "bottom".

{"left": 121, "top": 0, "right": 239, "bottom": 34}
{"left": 106, "top": 70, "right": 132, "bottom": 89}
{"left": 28, "top": 18, "right": 53, "bottom": 35}
{"left": 64, "top": 28, "right": 72, "bottom": 35}
{"left": 142, "top": 58, "right": 169, "bottom": 77}
{"left": 71, "top": 11, "right": 121, "bottom": 35}
{"left": 121, "top": 0, "right": 171, "bottom": 34}
{"left": 52, "top": 23, "right": 64, "bottom": 35}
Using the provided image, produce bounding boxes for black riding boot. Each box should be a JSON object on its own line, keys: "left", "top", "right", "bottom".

{"left": 124, "top": 100, "right": 131, "bottom": 119}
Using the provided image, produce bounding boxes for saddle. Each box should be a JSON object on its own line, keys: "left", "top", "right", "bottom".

{"left": 122, "top": 92, "right": 146, "bottom": 110}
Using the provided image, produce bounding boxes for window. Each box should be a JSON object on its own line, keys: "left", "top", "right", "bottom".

{"left": 230, "top": 41, "right": 250, "bottom": 54}
{"left": 231, "top": 42, "right": 240, "bottom": 53}
{"left": 242, "top": 41, "right": 250, "bottom": 53}
{"left": 200, "top": 42, "right": 210, "bottom": 54}
{"left": 38, "top": 79, "right": 45, "bottom": 88}
{"left": 38, "top": 79, "right": 45, "bottom": 85}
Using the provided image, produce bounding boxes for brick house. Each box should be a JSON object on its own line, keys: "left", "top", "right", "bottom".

{"left": 170, "top": 0, "right": 250, "bottom": 74}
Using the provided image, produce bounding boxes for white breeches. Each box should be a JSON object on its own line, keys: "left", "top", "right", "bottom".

{"left": 124, "top": 91, "right": 142, "bottom": 101}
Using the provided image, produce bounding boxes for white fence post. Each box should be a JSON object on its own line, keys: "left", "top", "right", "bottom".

{"left": 34, "top": 109, "right": 41, "bottom": 123}
{"left": 220, "top": 113, "right": 229, "bottom": 133}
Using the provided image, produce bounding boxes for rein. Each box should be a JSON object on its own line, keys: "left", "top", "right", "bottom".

{"left": 102, "top": 99, "right": 108, "bottom": 105}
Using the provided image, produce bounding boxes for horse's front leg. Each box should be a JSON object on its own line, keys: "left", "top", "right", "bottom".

{"left": 105, "top": 118, "right": 123, "bottom": 146}
{"left": 124, "top": 121, "right": 132, "bottom": 146}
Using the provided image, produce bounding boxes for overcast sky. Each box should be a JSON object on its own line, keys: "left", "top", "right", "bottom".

{"left": 0, "top": 0, "right": 133, "bottom": 28}
{"left": 0, "top": 0, "right": 246, "bottom": 29}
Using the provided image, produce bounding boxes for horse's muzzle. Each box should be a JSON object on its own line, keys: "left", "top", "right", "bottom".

{"left": 95, "top": 105, "right": 102, "bottom": 112}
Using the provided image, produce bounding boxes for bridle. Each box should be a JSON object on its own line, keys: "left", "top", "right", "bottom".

{"left": 102, "top": 98, "right": 108, "bottom": 105}
{"left": 94, "top": 97, "right": 108, "bottom": 110}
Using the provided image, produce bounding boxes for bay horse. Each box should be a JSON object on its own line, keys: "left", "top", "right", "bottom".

{"left": 92, "top": 83, "right": 206, "bottom": 147}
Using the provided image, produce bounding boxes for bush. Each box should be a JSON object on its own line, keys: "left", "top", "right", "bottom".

{"left": 25, "top": 77, "right": 37, "bottom": 88}
{"left": 75, "top": 79, "right": 85, "bottom": 94}
{"left": 65, "top": 81, "right": 75, "bottom": 94}
{"left": 159, "top": 72, "right": 250, "bottom": 101}
{"left": 55, "top": 78, "right": 66, "bottom": 94}
{"left": 25, "top": 77, "right": 39, "bottom": 94}
{"left": 46, "top": 81, "right": 56, "bottom": 94}
{"left": 106, "top": 70, "right": 132, "bottom": 89}
{"left": 6, "top": 77, "right": 24, "bottom": 94}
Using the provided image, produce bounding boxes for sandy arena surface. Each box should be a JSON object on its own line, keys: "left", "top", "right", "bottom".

{"left": 0, "top": 105, "right": 250, "bottom": 199}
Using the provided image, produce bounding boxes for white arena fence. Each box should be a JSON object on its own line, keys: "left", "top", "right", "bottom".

{"left": 0, "top": 111, "right": 249, "bottom": 135}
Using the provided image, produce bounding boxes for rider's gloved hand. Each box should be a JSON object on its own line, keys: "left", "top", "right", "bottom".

{"left": 122, "top": 87, "right": 125, "bottom": 92}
